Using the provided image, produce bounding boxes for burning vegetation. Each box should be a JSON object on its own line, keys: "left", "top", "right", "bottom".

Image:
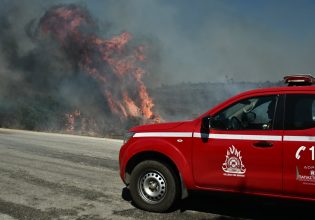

{"left": 39, "top": 4, "right": 160, "bottom": 126}
{"left": 0, "top": 4, "right": 160, "bottom": 137}
{"left": 39, "top": 5, "right": 159, "bottom": 122}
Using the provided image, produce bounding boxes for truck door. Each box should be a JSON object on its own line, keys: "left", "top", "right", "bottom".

{"left": 283, "top": 93, "right": 315, "bottom": 197}
{"left": 193, "top": 94, "right": 283, "bottom": 194}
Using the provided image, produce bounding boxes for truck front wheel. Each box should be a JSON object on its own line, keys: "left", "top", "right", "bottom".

{"left": 129, "top": 160, "right": 180, "bottom": 212}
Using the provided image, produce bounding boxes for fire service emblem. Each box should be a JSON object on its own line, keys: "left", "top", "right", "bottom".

{"left": 222, "top": 145, "right": 246, "bottom": 177}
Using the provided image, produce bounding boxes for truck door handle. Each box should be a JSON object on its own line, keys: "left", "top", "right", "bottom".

{"left": 253, "top": 141, "right": 273, "bottom": 148}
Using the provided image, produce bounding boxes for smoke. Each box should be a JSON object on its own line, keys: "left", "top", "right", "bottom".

{"left": 91, "top": 0, "right": 315, "bottom": 84}
{"left": 0, "top": 0, "right": 314, "bottom": 134}
{"left": 2, "top": 0, "right": 315, "bottom": 86}
{"left": 0, "top": 1, "right": 162, "bottom": 135}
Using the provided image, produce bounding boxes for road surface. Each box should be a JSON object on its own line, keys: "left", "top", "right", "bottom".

{"left": 0, "top": 128, "right": 313, "bottom": 220}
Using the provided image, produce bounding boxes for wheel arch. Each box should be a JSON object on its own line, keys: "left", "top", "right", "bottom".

{"left": 125, "top": 151, "right": 188, "bottom": 199}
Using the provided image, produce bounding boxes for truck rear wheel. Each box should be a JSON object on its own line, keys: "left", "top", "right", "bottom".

{"left": 129, "top": 160, "right": 180, "bottom": 212}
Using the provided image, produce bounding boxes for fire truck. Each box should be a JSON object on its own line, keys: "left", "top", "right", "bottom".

{"left": 119, "top": 74, "right": 315, "bottom": 212}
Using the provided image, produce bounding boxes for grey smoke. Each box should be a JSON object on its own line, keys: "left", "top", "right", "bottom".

{"left": 88, "top": 0, "right": 315, "bottom": 84}
{"left": 1, "top": 0, "right": 314, "bottom": 85}
{"left": 0, "top": 0, "right": 311, "bottom": 133}
{"left": 0, "top": 1, "right": 116, "bottom": 133}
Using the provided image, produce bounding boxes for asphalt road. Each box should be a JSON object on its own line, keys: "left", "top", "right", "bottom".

{"left": 0, "top": 128, "right": 314, "bottom": 220}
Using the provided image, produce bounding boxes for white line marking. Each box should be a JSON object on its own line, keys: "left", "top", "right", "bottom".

{"left": 194, "top": 133, "right": 282, "bottom": 141}
{"left": 284, "top": 136, "right": 315, "bottom": 142}
{"left": 133, "top": 132, "right": 315, "bottom": 142}
{"left": 133, "top": 132, "right": 193, "bottom": 138}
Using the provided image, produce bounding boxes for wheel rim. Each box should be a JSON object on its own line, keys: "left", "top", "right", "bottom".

{"left": 138, "top": 170, "right": 167, "bottom": 204}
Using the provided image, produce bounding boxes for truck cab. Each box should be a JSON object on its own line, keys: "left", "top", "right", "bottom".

{"left": 119, "top": 74, "right": 315, "bottom": 212}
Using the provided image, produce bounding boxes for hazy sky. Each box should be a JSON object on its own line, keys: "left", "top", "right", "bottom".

{"left": 82, "top": 0, "right": 315, "bottom": 84}
{"left": 3, "top": 0, "right": 315, "bottom": 85}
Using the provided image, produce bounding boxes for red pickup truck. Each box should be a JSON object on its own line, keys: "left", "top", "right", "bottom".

{"left": 119, "top": 74, "right": 315, "bottom": 212}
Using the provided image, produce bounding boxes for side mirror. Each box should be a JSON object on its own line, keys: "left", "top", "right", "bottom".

{"left": 201, "top": 116, "right": 211, "bottom": 131}
{"left": 201, "top": 116, "right": 212, "bottom": 143}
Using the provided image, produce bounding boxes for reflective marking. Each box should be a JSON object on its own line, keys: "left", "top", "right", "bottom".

{"left": 133, "top": 132, "right": 315, "bottom": 142}
{"left": 134, "top": 132, "right": 282, "bottom": 141}
{"left": 133, "top": 132, "right": 193, "bottom": 138}
{"left": 193, "top": 133, "right": 282, "bottom": 141}
{"left": 284, "top": 136, "right": 315, "bottom": 142}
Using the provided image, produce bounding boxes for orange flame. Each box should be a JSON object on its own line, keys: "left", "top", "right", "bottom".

{"left": 65, "top": 109, "right": 80, "bottom": 131}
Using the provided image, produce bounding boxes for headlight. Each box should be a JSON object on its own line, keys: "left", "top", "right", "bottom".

{"left": 123, "top": 132, "right": 135, "bottom": 144}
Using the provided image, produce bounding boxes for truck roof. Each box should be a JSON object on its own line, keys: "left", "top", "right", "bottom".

{"left": 240, "top": 85, "right": 315, "bottom": 95}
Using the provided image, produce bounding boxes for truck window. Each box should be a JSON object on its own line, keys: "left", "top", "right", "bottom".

{"left": 285, "top": 94, "right": 315, "bottom": 130}
{"left": 212, "top": 95, "right": 278, "bottom": 130}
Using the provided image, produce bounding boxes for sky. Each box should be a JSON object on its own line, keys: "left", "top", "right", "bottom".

{"left": 2, "top": 0, "right": 315, "bottom": 85}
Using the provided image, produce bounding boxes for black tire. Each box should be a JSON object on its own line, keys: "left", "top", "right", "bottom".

{"left": 129, "top": 160, "right": 180, "bottom": 212}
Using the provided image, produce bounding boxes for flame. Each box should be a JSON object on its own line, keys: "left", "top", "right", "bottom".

{"left": 123, "top": 92, "right": 140, "bottom": 117}
{"left": 65, "top": 109, "right": 80, "bottom": 131}
{"left": 39, "top": 4, "right": 160, "bottom": 125}
{"left": 65, "top": 109, "right": 99, "bottom": 135}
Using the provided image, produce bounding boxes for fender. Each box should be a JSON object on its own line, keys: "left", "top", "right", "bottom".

{"left": 121, "top": 137, "right": 195, "bottom": 188}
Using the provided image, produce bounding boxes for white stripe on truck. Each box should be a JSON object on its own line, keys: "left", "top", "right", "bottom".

{"left": 133, "top": 132, "right": 315, "bottom": 142}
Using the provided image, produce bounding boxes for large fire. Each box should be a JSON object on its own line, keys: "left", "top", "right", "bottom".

{"left": 38, "top": 4, "right": 160, "bottom": 131}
